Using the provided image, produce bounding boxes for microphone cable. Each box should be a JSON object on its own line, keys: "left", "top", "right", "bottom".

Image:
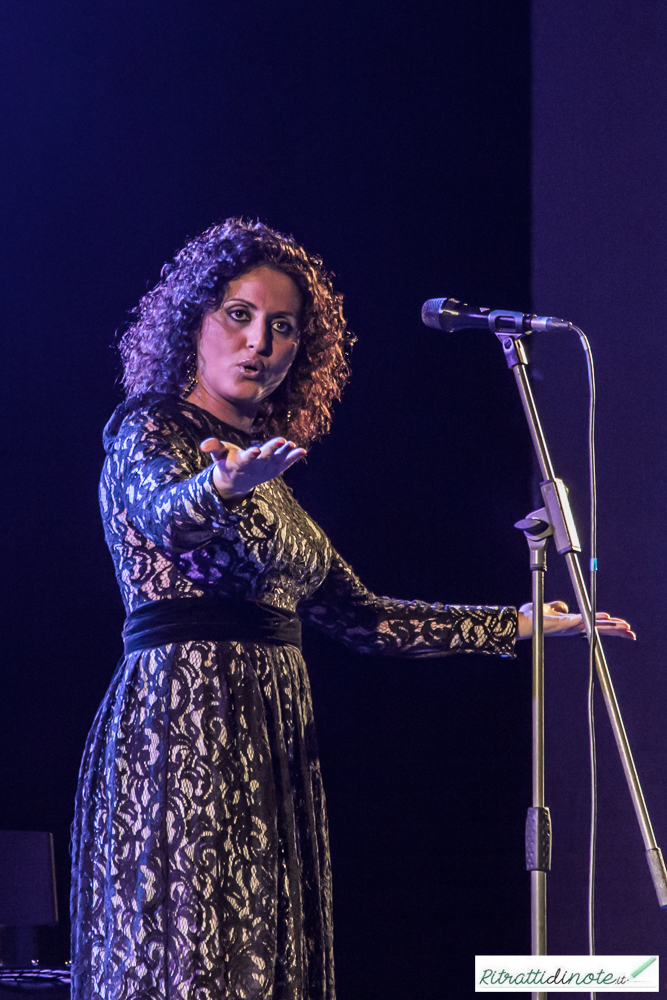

{"left": 572, "top": 324, "right": 598, "bottom": 996}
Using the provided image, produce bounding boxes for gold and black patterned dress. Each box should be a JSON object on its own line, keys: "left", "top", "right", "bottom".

{"left": 70, "top": 393, "right": 517, "bottom": 1000}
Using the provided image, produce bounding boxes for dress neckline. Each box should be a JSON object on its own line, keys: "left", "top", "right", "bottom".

{"left": 178, "top": 397, "right": 254, "bottom": 445}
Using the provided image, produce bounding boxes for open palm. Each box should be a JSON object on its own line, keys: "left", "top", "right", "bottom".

{"left": 201, "top": 436, "right": 306, "bottom": 500}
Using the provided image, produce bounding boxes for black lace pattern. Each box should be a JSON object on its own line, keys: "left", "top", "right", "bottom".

{"left": 70, "top": 394, "right": 517, "bottom": 1000}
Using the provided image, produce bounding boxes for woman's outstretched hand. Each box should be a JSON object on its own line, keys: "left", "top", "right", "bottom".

{"left": 201, "top": 436, "right": 306, "bottom": 501}
{"left": 517, "top": 601, "right": 636, "bottom": 640}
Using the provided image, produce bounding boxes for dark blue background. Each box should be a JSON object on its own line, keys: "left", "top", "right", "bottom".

{"left": 532, "top": 2, "right": 667, "bottom": 995}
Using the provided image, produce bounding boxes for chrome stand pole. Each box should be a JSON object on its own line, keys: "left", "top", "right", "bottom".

{"left": 515, "top": 516, "right": 552, "bottom": 1000}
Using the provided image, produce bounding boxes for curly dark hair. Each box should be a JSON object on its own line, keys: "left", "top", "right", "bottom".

{"left": 119, "top": 218, "right": 355, "bottom": 447}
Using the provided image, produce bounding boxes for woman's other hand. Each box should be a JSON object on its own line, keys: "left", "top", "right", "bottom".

{"left": 517, "top": 601, "right": 636, "bottom": 640}
{"left": 201, "top": 436, "right": 306, "bottom": 500}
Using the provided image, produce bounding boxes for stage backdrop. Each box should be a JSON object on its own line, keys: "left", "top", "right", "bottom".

{"left": 2, "top": 0, "right": 536, "bottom": 996}
{"left": 532, "top": 2, "right": 667, "bottom": 995}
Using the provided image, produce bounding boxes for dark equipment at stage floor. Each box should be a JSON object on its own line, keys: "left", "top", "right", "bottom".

{"left": 0, "top": 832, "right": 69, "bottom": 1000}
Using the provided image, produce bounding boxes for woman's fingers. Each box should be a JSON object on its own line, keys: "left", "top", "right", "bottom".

{"left": 201, "top": 438, "right": 264, "bottom": 466}
{"left": 519, "top": 601, "right": 636, "bottom": 640}
{"left": 278, "top": 443, "right": 307, "bottom": 465}
{"left": 544, "top": 612, "right": 636, "bottom": 639}
{"left": 200, "top": 436, "right": 226, "bottom": 457}
{"left": 200, "top": 437, "right": 236, "bottom": 465}
{"left": 202, "top": 436, "right": 305, "bottom": 462}
{"left": 566, "top": 612, "right": 635, "bottom": 639}
{"left": 257, "top": 437, "right": 307, "bottom": 465}
{"left": 259, "top": 439, "right": 288, "bottom": 460}
{"left": 262, "top": 436, "right": 287, "bottom": 453}
{"left": 235, "top": 446, "right": 261, "bottom": 465}
{"left": 594, "top": 614, "right": 636, "bottom": 639}
{"left": 258, "top": 436, "right": 304, "bottom": 455}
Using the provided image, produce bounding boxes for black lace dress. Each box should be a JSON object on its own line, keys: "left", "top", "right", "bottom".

{"left": 70, "top": 394, "right": 517, "bottom": 1000}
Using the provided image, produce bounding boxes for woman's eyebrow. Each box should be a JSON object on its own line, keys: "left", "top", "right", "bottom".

{"left": 225, "top": 297, "right": 257, "bottom": 308}
{"left": 225, "top": 297, "right": 299, "bottom": 319}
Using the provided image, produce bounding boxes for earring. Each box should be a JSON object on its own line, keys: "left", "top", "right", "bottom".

{"left": 182, "top": 352, "right": 198, "bottom": 397}
{"left": 285, "top": 370, "right": 293, "bottom": 425}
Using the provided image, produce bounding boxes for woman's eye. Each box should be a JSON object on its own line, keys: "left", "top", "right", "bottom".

{"left": 227, "top": 307, "right": 249, "bottom": 322}
{"left": 272, "top": 320, "right": 295, "bottom": 336}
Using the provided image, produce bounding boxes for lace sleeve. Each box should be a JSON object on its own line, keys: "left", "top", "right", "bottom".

{"left": 104, "top": 403, "right": 251, "bottom": 555}
{"left": 298, "top": 549, "right": 517, "bottom": 658}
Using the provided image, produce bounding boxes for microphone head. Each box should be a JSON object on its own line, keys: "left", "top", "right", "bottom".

{"left": 421, "top": 298, "right": 449, "bottom": 329}
{"left": 421, "top": 297, "right": 492, "bottom": 332}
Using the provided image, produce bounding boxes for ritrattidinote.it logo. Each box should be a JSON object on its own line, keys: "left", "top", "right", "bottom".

{"left": 474, "top": 955, "right": 659, "bottom": 992}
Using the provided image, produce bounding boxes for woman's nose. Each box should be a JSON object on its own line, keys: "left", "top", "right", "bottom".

{"left": 245, "top": 318, "right": 271, "bottom": 354}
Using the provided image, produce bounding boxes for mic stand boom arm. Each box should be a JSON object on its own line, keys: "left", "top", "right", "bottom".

{"left": 493, "top": 317, "right": 667, "bottom": 910}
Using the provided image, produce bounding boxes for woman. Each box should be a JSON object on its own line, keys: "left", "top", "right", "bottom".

{"left": 70, "top": 218, "right": 633, "bottom": 1000}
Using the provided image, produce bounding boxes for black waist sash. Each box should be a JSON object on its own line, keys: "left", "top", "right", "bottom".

{"left": 122, "top": 596, "right": 302, "bottom": 654}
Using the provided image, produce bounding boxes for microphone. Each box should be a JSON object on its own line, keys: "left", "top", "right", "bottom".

{"left": 421, "top": 297, "right": 571, "bottom": 334}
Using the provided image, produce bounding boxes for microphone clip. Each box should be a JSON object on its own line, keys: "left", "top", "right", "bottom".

{"left": 485, "top": 311, "right": 533, "bottom": 368}
{"left": 487, "top": 309, "right": 529, "bottom": 336}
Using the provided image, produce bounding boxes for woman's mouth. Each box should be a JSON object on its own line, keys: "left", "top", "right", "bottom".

{"left": 238, "top": 361, "right": 265, "bottom": 380}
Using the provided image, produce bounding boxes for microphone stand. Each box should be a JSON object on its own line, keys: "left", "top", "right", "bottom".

{"left": 514, "top": 510, "right": 552, "bottom": 1000}
{"left": 490, "top": 318, "right": 667, "bottom": 992}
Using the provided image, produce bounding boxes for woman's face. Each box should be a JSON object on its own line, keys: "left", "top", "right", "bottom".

{"left": 190, "top": 265, "right": 302, "bottom": 427}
